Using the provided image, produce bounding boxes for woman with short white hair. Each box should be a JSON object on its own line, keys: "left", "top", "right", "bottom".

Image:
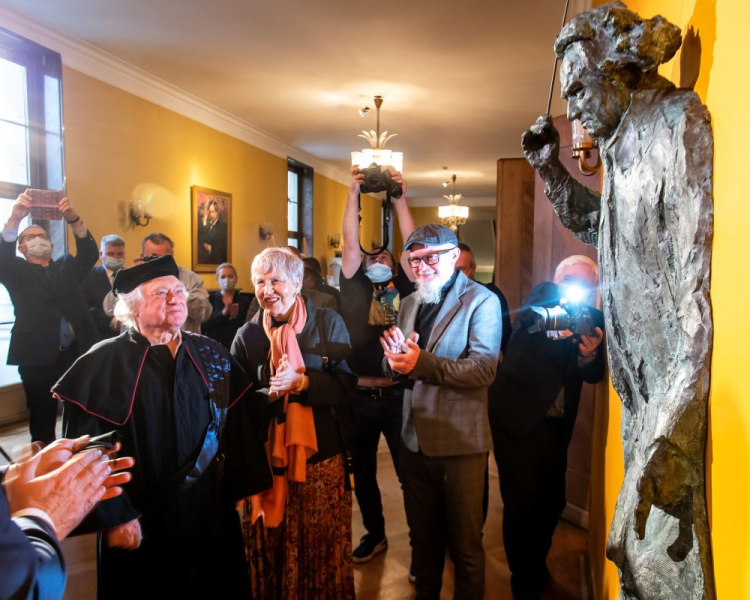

{"left": 232, "top": 247, "right": 357, "bottom": 599}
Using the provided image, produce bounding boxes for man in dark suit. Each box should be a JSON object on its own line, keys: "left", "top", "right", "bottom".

{"left": 80, "top": 234, "right": 126, "bottom": 340}
{"left": 0, "top": 191, "right": 100, "bottom": 444}
{"left": 491, "top": 255, "right": 605, "bottom": 599}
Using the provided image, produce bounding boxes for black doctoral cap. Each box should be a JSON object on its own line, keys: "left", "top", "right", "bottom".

{"left": 112, "top": 255, "right": 180, "bottom": 296}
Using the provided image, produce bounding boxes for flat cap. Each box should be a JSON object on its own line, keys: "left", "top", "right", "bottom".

{"left": 403, "top": 224, "right": 458, "bottom": 251}
{"left": 112, "top": 255, "right": 180, "bottom": 295}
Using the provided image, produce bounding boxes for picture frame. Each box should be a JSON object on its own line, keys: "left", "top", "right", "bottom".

{"left": 191, "top": 185, "right": 232, "bottom": 272}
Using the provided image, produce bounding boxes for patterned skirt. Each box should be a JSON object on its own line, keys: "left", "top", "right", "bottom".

{"left": 239, "top": 454, "right": 355, "bottom": 600}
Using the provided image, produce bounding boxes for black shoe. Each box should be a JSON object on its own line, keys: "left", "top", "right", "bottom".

{"left": 352, "top": 534, "right": 388, "bottom": 563}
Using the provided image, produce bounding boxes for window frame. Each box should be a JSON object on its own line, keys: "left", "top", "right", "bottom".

{"left": 287, "top": 158, "right": 313, "bottom": 252}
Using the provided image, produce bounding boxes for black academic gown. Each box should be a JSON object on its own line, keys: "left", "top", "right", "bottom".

{"left": 53, "top": 330, "right": 272, "bottom": 599}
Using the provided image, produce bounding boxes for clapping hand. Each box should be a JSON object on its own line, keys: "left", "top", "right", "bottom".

{"left": 380, "top": 326, "right": 420, "bottom": 375}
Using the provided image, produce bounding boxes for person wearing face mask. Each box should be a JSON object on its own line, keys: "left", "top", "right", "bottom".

{"left": 81, "top": 234, "right": 126, "bottom": 340}
{"left": 339, "top": 165, "right": 416, "bottom": 566}
{"left": 201, "top": 262, "right": 252, "bottom": 349}
{"left": 0, "top": 190, "right": 100, "bottom": 445}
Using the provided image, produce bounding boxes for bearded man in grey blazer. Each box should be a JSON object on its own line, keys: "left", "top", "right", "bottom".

{"left": 382, "top": 224, "right": 502, "bottom": 599}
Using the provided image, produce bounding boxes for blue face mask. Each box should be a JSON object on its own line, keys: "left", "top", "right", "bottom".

{"left": 103, "top": 257, "right": 125, "bottom": 272}
{"left": 365, "top": 263, "right": 393, "bottom": 283}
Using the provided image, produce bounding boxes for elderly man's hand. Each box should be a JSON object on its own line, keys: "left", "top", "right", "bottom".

{"left": 106, "top": 519, "right": 142, "bottom": 550}
{"left": 521, "top": 114, "right": 561, "bottom": 171}
{"left": 381, "top": 326, "right": 420, "bottom": 374}
{"left": 4, "top": 448, "right": 116, "bottom": 539}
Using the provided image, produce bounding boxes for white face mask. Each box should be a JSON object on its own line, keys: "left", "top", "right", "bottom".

{"left": 219, "top": 277, "right": 237, "bottom": 291}
{"left": 103, "top": 257, "right": 125, "bottom": 271}
{"left": 365, "top": 263, "right": 393, "bottom": 283}
{"left": 23, "top": 237, "right": 52, "bottom": 258}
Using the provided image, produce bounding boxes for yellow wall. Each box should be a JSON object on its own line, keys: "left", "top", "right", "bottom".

{"left": 310, "top": 174, "right": 383, "bottom": 278}
{"left": 392, "top": 206, "right": 438, "bottom": 253}
{"left": 590, "top": 1, "right": 750, "bottom": 597}
{"left": 61, "top": 67, "right": 367, "bottom": 291}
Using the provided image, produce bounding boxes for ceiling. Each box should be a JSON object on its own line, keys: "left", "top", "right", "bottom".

{"left": 0, "top": 0, "right": 578, "bottom": 206}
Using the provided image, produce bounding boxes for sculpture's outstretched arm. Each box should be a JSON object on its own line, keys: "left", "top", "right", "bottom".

{"left": 522, "top": 114, "right": 602, "bottom": 246}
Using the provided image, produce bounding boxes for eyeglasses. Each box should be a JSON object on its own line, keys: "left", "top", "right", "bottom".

{"left": 147, "top": 287, "right": 187, "bottom": 301}
{"left": 408, "top": 248, "right": 453, "bottom": 269}
{"left": 20, "top": 232, "right": 50, "bottom": 243}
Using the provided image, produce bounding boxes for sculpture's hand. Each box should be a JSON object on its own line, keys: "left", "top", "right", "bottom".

{"left": 521, "top": 114, "right": 561, "bottom": 171}
{"left": 634, "top": 437, "right": 698, "bottom": 561}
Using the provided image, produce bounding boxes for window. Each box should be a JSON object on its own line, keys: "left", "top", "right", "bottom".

{"left": 287, "top": 159, "right": 313, "bottom": 252}
{"left": 0, "top": 28, "right": 65, "bottom": 386}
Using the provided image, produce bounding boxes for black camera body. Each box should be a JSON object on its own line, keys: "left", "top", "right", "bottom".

{"left": 358, "top": 163, "right": 403, "bottom": 199}
{"left": 524, "top": 299, "right": 601, "bottom": 336}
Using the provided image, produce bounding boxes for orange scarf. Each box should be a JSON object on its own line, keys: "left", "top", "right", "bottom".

{"left": 260, "top": 295, "right": 317, "bottom": 527}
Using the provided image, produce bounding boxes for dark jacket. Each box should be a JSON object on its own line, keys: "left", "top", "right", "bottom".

{"left": 492, "top": 281, "right": 605, "bottom": 442}
{"left": 80, "top": 264, "right": 117, "bottom": 340}
{"left": 232, "top": 296, "right": 356, "bottom": 464}
{"left": 202, "top": 290, "right": 253, "bottom": 350}
{"left": 0, "top": 469, "right": 66, "bottom": 600}
{"left": 0, "top": 231, "right": 100, "bottom": 366}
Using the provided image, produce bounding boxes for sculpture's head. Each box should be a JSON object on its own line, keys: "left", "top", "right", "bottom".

{"left": 555, "top": 1, "right": 682, "bottom": 138}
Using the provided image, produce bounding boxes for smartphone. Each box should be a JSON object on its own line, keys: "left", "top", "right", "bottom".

{"left": 28, "top": 189, "right": 63, "bottom": 220}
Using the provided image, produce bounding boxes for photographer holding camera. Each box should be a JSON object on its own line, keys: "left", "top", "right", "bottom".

{"left": 340, "top": 165, "right": 416, "bottom": 565}
{"left": 491, "top": 255, "right": 604, "bottom": 599}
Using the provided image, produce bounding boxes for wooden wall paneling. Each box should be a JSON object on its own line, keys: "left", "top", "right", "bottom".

{"left": 530, "top": 115, "right": 604, "bottom": 532}
{"left": 495, "top": 158, "right": 536, "bottom": 313}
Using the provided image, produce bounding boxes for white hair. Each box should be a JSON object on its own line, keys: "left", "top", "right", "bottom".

{"left": 251, "top": 247, "right": 303, "bottom": 285}
{"left": 553, "top": 255, "right": 599, "bottom": 284}
{"left": 113, "top": 287, "right": 145, "bottom": 329}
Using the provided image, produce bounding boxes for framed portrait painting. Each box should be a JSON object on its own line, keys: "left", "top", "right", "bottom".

{"left": 191, "top": 186, "right": 231, "bottom": 272}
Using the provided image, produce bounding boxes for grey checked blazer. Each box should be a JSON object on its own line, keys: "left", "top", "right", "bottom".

{"left": 387, "top": 272, "right": 502, "bottom": 456}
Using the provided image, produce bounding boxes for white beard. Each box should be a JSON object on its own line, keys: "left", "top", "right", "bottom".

{"left": 414, "top": 272, "right": 452, "bottom": 304}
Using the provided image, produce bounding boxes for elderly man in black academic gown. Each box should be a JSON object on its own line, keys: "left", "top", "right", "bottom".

{"left": 52, "top": 256, "right": 272, "bottom": 599}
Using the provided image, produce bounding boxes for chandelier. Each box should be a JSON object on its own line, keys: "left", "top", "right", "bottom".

{"left": 351, "top": 96, "right": 403, "bottom": 173}
{"left": 438, "top": 174, "right": 469, "bottom": 231}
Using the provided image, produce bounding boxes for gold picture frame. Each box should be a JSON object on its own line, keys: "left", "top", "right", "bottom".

{"left": 191, "top": 185, "right": 231, "bottom": 272}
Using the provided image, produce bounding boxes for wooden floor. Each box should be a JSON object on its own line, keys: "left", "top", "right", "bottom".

{"left": 1, "top": 422, "right": 588, "bottom": 599}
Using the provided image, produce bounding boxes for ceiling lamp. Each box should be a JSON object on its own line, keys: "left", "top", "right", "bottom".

{"left": 351, "top": 95, "right": 403, "bottom": 173}
{"left": 438, "top": 174, "right": 469, "bottom": 231}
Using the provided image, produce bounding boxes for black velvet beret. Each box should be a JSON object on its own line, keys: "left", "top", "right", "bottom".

{"left": 112, "top": 255, "right": 180, "bottom": 295}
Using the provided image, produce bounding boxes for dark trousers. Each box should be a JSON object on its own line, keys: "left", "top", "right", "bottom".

{"left": 18, "top": 348, "right": 75, "bottom": 445}
{"left": 401, "top": 445, "right": 486, "bottom": 600}
{"left": 352, "top": 387, "right": 404, "bottom": 539}
{"left": 494, "top": 419, "right": 568, "bottom": 584}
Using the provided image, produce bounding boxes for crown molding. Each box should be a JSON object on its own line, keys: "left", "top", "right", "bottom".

{"left": 0, "top": 7, "right": 351, "bottom": 185}
{"left": 408, "top": 196, "right": 496, "bottom": 208}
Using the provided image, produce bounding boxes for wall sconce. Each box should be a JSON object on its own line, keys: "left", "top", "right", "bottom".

{"left": 571, "top": 120, "right": 602, "bottom": 176}
{"left": 129, "top": 198, "right": 152, "bottom": 227}
{"left": 328, "top": 233, "right": 342, "bottom": 250}
{"left": 259, "top": 221, "right": 274, "bottom": 242}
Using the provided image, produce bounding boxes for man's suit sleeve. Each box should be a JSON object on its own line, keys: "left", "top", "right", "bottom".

{"left": 181, "top": 269, "right": 212, "bottom": 324}
{"left": 72, "top": 231, "right": 99, "bottom": 282}
{"left": 0, "top": 237, "right": 23, "bottom": 289}
{"left": 409, "top": 293, "right": 502, "bottom": 389}
{"left": 0, "top": 483, "right": 67, "bottom": 600}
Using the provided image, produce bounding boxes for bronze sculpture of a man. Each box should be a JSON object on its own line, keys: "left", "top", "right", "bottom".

{"left": 522, "top": 3, "right": 715, "bottom": 598}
